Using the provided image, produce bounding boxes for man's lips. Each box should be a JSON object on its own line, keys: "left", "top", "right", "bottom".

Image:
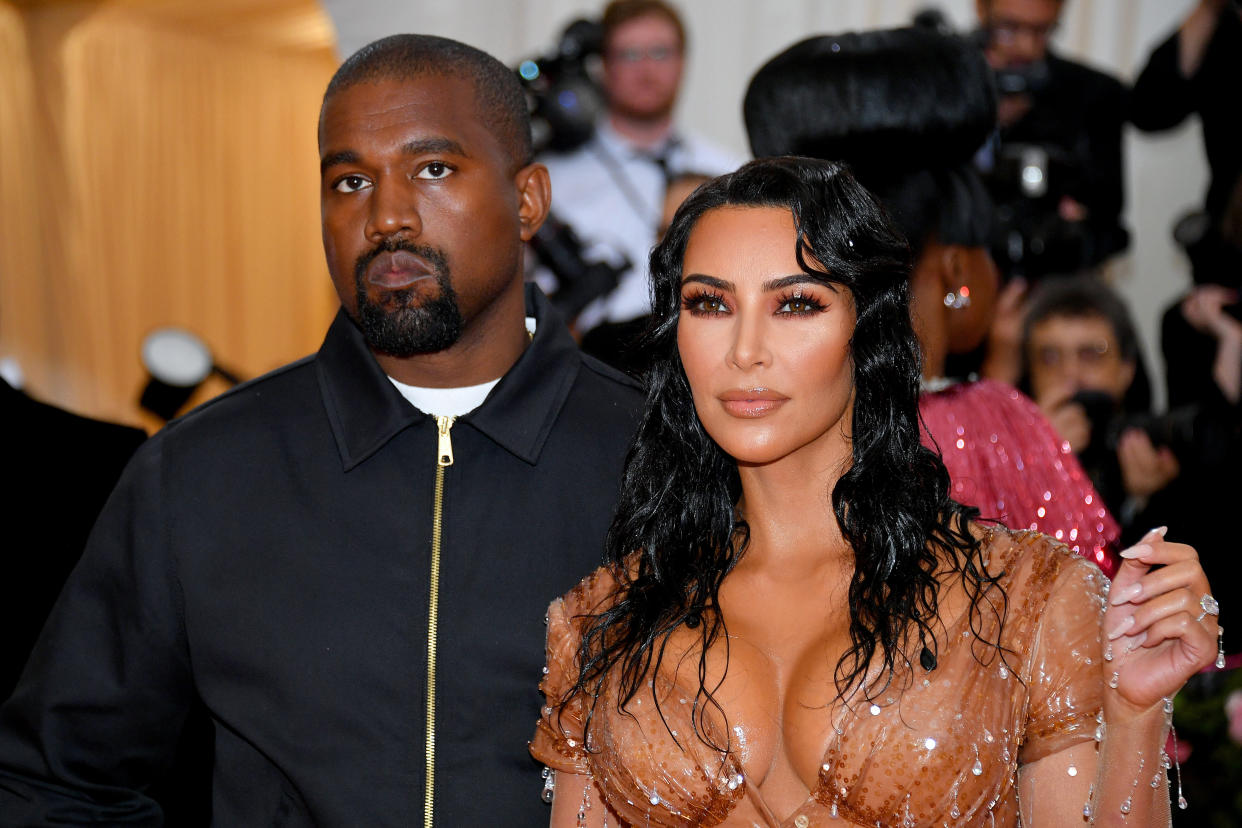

{"left": 365, "top": 249, "right": 434, "bottom": 290}
{"left": 717, "top": 388, "right": 789, "bottom": 418}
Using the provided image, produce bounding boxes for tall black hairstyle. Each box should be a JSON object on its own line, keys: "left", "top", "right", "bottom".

{"left": 566, "top": 157, "right": 997, "bottom": 752}
{"left": 743, "top": 27, "right": 998, "bottom": 259}
{"left": 321, "top": 34, "right": 533, "bottom": 171}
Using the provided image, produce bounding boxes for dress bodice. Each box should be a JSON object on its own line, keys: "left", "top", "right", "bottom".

{"left": 531, "top": 528, "right": 1108, "bottom": 827}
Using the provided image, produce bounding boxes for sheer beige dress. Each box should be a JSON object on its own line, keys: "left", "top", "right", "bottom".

{"left": 531, "top": 528, "right": 1107, "bottom": 827}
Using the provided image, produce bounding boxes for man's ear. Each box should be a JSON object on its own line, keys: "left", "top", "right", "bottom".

{"left": 514, "top": 163, "right": 551, "bottom": 242}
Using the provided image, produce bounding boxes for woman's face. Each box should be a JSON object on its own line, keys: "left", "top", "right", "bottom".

{"left": 676, "top": 206, "right": 856, "bottom": 467}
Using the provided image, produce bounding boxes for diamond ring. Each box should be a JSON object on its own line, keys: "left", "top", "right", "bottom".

{"left": 1197, "top": 594, "right": 1220, "bottom": 623}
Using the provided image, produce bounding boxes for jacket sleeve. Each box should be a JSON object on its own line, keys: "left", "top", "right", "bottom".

{"left": 0, "top": 436, "right": 196, "bottom": 826}
{"left": 1129, "top": 30, "right": 1194, "bottom": 132}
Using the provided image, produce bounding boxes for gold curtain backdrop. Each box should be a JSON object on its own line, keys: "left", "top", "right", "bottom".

{"left": 0, "top": 0, "right": 340, "bottom": 430}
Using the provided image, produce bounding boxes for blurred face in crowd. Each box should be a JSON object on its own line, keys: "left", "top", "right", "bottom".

{"left": 976, "top": 0, "right": 1064, "bottom": 68}
{"left": 1026, "top": 313, "right": 1135, "bottom": 405}
{"left": 602, "top": 12, "right": 685, "bottom": 122}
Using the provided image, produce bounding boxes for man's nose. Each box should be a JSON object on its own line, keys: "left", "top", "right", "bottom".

{"left": 366, "top": 177, "right": 420, "bottom": 241}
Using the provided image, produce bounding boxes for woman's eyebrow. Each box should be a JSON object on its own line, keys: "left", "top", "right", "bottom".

{"left": 762, "top": 274, "right": 822, "bottom": 291}
{"left": 681, "top": 274, "right": 733, "bottom": 291}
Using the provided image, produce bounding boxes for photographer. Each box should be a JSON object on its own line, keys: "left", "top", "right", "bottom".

{"left": 538, "top": 0, "right": 738, "bottom": 366}
{"left": 974, "top": 0, "right": 1129, "bottom": 279}
{"left": 1022, "top": 279, "right": 1237, "bottom": 588}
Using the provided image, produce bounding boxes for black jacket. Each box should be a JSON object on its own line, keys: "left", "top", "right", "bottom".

{"left": 0, "top": 286, "right": 642, "bottom": 826}
{"left": 1130, "top": 7, "right": 1242, "bottom": 224}
{"left": 0, "top": 380, "right": 146, "bottom": 700}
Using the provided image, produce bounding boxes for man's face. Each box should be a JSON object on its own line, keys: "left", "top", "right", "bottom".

{"left": 601, "top": 13, "right": 684, "bottom": 122}
{"left": 1026, "top": 314, "right": 1135, "bottom": 405}
{"left": 319, "top": 75, "right": 531, "bottom": 357}
{"left": 976, "top": 0, "right": 1063, "bottom": 69}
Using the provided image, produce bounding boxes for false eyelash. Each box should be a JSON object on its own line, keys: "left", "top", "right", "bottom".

{"left": 681, "top": 289, "right": 729, "bottom": 315}
{"left": 774, "top": 290, "right": 828, "bottom": 314}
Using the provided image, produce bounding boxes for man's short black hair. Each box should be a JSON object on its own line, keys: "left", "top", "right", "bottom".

{"left": 322, "top": 34, "right": 533, "bottom": 169}
{"left": 1022, "top": 276, "right": 1140, "bottom": 364}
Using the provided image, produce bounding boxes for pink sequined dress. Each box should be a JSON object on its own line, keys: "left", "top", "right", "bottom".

{"left": 531, "top": 528, "right": 1108, "bottom": 827}
{"left": 919, "top": 378, "right": 1120, "bottom": 576}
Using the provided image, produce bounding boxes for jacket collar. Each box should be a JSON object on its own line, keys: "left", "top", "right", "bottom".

{"left": 316, "top": 284, "right": 582, "bottom": 471}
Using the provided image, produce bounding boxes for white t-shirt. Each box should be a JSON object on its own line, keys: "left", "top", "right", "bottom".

{"left": 386, "top": 317, "right": 536, "bottom": 417}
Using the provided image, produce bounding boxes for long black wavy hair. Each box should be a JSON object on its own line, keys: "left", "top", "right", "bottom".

{"left": 565, "top": 157, "right": 1001, "bottom": 752}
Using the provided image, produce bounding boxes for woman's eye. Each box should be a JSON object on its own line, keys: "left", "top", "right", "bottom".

{"left": 778, "top": 297, "right": 821, "bottom": 314}
{"left": 684, "top": 294, "right": 727, "bottom": 314}
{"left": 333, "top": 175, "right": 371, "bottom": 193}
{"left": 416, "top": 162, "right": 452, "bottom": 180}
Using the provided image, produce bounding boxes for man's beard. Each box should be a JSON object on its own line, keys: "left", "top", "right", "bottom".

{"left": 352, "top": 240, "right": 463, "bottom": 358}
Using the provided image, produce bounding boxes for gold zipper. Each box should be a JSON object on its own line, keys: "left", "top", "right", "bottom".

{"left": 424, "top": 414, "right": 455, "bottom": 827}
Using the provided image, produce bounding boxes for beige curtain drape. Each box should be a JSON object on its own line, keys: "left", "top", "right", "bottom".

{"left": 0, "top": 0, "right": 340, "bottom": 430}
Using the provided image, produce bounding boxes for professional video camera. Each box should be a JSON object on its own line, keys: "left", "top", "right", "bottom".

{"left": 957, "top": 18, "right": 1123, "bottom": 280}
{"left": 515, "top": 18, "right": 606, "bottom": 154}
{"left": 516, "top": 19, "right": 628, "bottom": 320}
{"left": 529, "top": 215, "right": 628, "bottom": 322}
{"left": 985, "top": 140, "right": 1097, "bottom": 280}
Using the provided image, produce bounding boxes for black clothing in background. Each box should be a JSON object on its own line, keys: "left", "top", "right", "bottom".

{"left": 0, "top": 379, "right": 145, "bottom": 700}
{"left": 1132, "top": 9, "right": 1242, "bottom": 418}
{"left": 1130, "top": 7, "right": 1242, "bottom": 230}
{"left": 982, "top": 50, "right": 1129, "bottom": 277}
{"left": 0, "top": 286, "right": 642, "bottom": 826}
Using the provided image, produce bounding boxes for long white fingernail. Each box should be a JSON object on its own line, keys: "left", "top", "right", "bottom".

{"left": 1107, "top": 616, "right": 1135, "bottom": 640}
{"left": 1144, "top": 526, "right": 1168, "bottom": 540}
{"left": 1110, "top": 583, "right": 1142, "bottom": 605}
{"left": 1120, "top": 544, "right": 1152, "bottom": 560}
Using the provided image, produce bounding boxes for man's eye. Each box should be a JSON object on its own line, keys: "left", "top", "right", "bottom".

{"left": 333, "top": 175, "right": 371, "bottom": 193}
{"left": 416, "top": 162, "right": 452, "bottom": 180}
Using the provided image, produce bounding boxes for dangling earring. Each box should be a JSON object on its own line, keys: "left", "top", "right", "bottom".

{"left": 943, "top": 286, "right": 971, "bottom": 309}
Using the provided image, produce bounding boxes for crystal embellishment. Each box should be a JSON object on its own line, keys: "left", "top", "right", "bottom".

{"left": 1200, "top": 594, "right": 1220, "bottom": 616}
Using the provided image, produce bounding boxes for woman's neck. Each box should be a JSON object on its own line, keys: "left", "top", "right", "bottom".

{"left": 735, "top": 445, "right": 852, "bottom": 572}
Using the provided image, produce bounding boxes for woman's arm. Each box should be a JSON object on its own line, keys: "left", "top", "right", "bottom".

{"left": 1032, "top": 527, "right": 1217, "bottom": 825}
{"left": 1018, "top": 709, "right": 1171, "bottom": 827}
{"left": 549, "top": 771, "right": 611, "bottom": 828}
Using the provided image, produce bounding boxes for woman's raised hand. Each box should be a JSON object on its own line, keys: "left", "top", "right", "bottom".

{"left": 1103, "top": 526, "right": 1219, "bottom": 719}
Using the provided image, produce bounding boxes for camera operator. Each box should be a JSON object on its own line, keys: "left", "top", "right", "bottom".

{"left": 1022, "top": 278, "right": 1237, "bottom": 585}
{"left": 973, "top": 0, "right": 1129, "bottom": 280}
{"left": 538, "top": 0, "right": 739, "bottom": 367}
